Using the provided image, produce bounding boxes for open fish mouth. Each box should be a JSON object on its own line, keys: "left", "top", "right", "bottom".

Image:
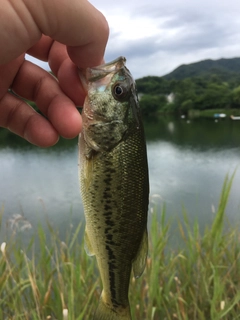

{"left": 79, "top": 56, "right": 127, "bottom": 93}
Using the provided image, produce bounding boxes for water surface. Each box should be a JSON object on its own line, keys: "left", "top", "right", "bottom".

{"left": 1, "top": 117, "right": 240, "bottom": 244}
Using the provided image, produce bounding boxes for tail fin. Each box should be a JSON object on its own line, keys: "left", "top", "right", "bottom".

{"left": 94, "top": 297, "right": 131, "bottom": 320}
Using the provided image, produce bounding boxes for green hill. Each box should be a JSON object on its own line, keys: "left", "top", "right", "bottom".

{"left": 162, "top": 57, "right": 240, "bottom": 81}
{"left": 135, "top": 57, "right": 240, "bottom": 117}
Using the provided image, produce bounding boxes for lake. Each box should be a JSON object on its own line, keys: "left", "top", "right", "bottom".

{"left": 0, "top": 116, "right": 240, "bottom": 245}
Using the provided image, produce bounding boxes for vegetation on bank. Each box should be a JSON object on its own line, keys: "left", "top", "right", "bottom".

{"left": 136, "top": 58, "right": 240, "bottom": 118}
{"left": 1, "top": 173, "right": 240, "bottom": 319}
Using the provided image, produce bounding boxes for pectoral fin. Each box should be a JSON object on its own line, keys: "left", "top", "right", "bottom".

{"left": 84, "top": 228, "right": 95, "bottom": 256}
{"left": 132, "top": 228, "right": 148, "bottom": 278}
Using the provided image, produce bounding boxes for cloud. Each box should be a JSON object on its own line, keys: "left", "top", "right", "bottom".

{"left": 105, "top": 36, "right": 159, "bottom": 60}
{"left": 27, "top": 0, "right": 240, "bottom": 79}
{"left": 93, "top": 0, "right": 240, "bottom": 78}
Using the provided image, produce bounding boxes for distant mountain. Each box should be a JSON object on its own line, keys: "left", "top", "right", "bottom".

{"left": 162, "top": 57, "right": 240, "bottom": 81}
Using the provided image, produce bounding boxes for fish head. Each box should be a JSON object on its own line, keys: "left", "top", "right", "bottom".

{"left": 79, "top": 57, "right": 140, "bottom": 153}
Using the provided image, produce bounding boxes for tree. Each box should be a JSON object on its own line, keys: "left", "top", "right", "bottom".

{"left": 173, "top": 79, "right": 197, "bottom": 109}
{"left": 231, "top": 86, "right": 240, "bottom": 108}
{"left": 136, "top": 77, "right": 170, "bottom": 95}
{"left": 180, "top": 99, "right": 194, "bottom": 113}
{"left": 199, "top": 83, "right": 231, "bottom": 109}
{"left": 139, "top": 94, "right": 167, "bottom": 116}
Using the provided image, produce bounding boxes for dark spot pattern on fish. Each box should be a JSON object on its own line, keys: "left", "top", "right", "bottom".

{"left": 103, "top": 190, "right": 112, "bottom": 199}
{"left": 79, "top": 57, "right": 149, "bottom": 318}
{"left": 105, "top": 247, "right": 121, "bottom": 307}
{"left": 106, "top": 234, "right": 113, "bottom": 241}
{"left": 105, "top": 244, "right": 116, "bottom": 261}
{"left": 103, "top": 177, "right": 112, "bottom": 185}
{"left": 104, "top": 204, "right": 112, "bottom": 211}
{"left": 105, "top": 219, "right": 115, "bottom": 227}
{"left": 104, "top": 227, "right": 112, "bottom": 234}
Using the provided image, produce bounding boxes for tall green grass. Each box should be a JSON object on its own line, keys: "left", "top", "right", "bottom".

{"left": 1, "top": 173, "right": 240, "bottom": 319}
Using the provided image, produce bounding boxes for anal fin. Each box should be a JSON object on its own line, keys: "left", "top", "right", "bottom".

{"left": 132, "top": 228, "right": 148, "bottom": 278}
{"left": 84, "top": 228, "right": 95, "bottom": 256}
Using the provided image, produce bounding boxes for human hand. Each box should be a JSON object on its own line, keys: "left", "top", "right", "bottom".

{"left": 0, "top": 0, "right": 109, "bottom": 147}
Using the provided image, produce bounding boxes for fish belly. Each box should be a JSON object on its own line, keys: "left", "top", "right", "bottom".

{"left": 79, "top": 127, "right": 149, "bottom": 319}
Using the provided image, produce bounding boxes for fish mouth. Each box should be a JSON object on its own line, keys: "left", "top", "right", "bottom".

{"left": 78, "top": 56, "right": 127, "bottom": 93}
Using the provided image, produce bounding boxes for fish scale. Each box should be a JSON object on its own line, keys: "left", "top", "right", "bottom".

{"left": 79, "top": 57, "right": 149, "bottom": 320}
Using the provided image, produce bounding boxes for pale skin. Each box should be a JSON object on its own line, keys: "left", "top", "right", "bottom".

{"left": 0, "top": 0, "right": 109, "bottom": 147}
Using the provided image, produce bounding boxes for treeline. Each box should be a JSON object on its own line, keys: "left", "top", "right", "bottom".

{"left": 136, "top": 71, "right": 240, "bottom": 117}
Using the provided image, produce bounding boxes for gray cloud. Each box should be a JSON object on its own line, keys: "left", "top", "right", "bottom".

{"left": 105, "top": 36, "right": 160, "bottom": 60}
{"left": 92, "top": 0, "right": 240, "bottom": 78}
{"left": 106, "top": 17, "right": 236, "bottom": 59}
{"left": 27, "top": 0, "right": 240, "bottom": 79}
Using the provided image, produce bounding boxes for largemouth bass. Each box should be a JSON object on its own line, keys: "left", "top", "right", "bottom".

{"left": 78, "top": 57, "right": 149, "bottom": 320}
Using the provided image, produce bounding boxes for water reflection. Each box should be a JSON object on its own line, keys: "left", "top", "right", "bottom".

{"left": 144, "top": 116, "right": 240, "bottom": 150}
{"left": 0, "top": 117, "right": 240, "bottom": 245}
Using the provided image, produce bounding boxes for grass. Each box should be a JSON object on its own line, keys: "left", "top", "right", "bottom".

{"left": 1, "top": 173, "right": 240, "bottom": 319}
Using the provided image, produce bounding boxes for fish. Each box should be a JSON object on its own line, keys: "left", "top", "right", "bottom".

{"left": 78, "top": 56, "right": 149, "bottom": 320}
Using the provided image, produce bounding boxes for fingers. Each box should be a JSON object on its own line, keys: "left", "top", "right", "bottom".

{"left": 27, "top": 40, "right": 87, "bottom": 106}
{"left": 48, "top": 42, "right": 85, "bottom": 106}
{"left": 0, "top": 55, "right": 25, "bottom": 98}
{"left": 0, "top": 0, "right": 109, "bottom": 147}
{"left": 28, "top": 0, "right": 109, "bottom": 68}
{"left": 0, "top": 0, "right": 109, "bottom": 68}
{"left": 66, "top": 2, "right": 109, "bottom": 68}
{"left": 0, "top": 1, "right": 41, "bottom": 64}
{"left": 27, "top": 35, "right": 54, "bottom": 61}
{"left": 57, "top": 59, "right": 85, "bottom": 107}
{"left": 10, "top": 60, "right": 82, "bottom": 140}
{"left": 47, "top": 41, "right": 68, "bottom": 74}
{"left": 0, "top": 93, "right": 59, "bottom": 147}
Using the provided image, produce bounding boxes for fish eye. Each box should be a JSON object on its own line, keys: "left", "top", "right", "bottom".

{"left": 112, "top": 83, "right": 129, "bottom": 101}
{"left": 115, "top": 85, "right": 123, "bottom": 96}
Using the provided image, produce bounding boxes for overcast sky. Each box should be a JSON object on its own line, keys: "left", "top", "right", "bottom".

{"left": 28, "top": 0, "right": 240, "bottom": 79}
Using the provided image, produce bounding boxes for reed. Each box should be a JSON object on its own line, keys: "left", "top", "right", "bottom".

{"left": 0, "top": 173, "right": 239, "bottom": 319}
